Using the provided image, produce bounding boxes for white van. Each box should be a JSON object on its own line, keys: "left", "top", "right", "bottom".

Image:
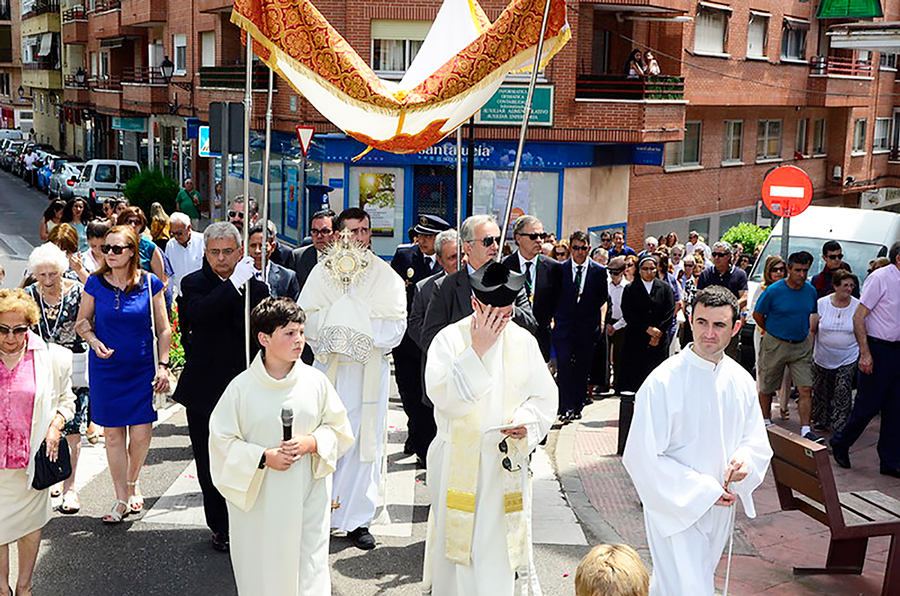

{"left": 0, "top": 130, "right": 24, "bottom": 142}
{"left": 74, "top": 159, "right": 141, "bottom": 209}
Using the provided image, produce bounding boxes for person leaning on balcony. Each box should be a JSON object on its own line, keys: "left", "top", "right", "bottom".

{"left": 625, "top": 50, "right": 646, "bottom": 79}
{"left": 645, "top": 52, "right": 661, "bottom": 76}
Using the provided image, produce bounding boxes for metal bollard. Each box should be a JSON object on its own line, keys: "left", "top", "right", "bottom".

{"left": 617, "top": 391, "right": 636, "bottom": 455}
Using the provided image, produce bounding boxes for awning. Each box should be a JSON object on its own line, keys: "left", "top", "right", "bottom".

{"left": 750, "top": 9, "right": 771, "bottom": 17}
{"left": 100, "top": 37, "right": 125, "bottom": 49}
{"left": 784, "top": 16, "right": 811, "bottom": 29}
{"left": 698, "top": 1, "right": 732, "bottom": 12}
{"left": 37, "top": 33, "right": 52, "bottom": 57}
{"left": 817, "top": 0, "right": 883, "bottom": 19}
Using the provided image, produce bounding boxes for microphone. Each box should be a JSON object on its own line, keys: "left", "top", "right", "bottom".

{"left": 281, "top": 406, "right": 293, "bottom": 442}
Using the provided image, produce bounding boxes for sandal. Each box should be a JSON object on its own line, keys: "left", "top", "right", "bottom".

{"left": 102, "top": 500, "right": 129, "bottom": 524}
{"left": 85, "top": 425, "right": 101, "bottom": 445}
{"left": 50, "top": 483, "right": 62, "bottom": 498}
{"left": 59, "top": 490, "right": 81, "bottom": 514}
{"left": 127, "top": 481, "right": 144, "bottom": 514}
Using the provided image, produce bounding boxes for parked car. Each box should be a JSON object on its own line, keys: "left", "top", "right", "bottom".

{"left": 0, "top": 129, "right": 24, "bottom": 143}
{"left": 0, "top": 140, "right": 24, "bottom": 171}
{"left": 74, "top": 159, "right": 141, "bottom": 209}
{"left": 48, "top": 160, "right": 84, "bottom": 201}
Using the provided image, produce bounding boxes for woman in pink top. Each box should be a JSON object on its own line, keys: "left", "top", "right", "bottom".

{"left": 0, "top": 289, "right": 76, "bottom": 596}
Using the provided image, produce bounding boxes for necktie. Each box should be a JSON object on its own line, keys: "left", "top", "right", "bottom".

{"left": 575, "top": 265, "right": 583, "bottom": 300}
{"left": 430, "top": 256, "right": 439, "bottom": 274}
{"left": 524, "top": 261, "right": 533, "bottom": 298}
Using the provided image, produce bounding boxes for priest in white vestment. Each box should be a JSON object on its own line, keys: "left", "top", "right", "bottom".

{"left": 209, "top": 297, "right": 354, "bottom": 596}
{"left": 424, "top": 262, "right": 557, "bottom": 596}
{"left": 623, "top": 286, "right": 773, "bottom": 596}
{"left": 298, "top": 208, "right": 407, "bottom": 550}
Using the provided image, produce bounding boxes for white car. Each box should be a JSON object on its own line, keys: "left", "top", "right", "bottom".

{"left": 73, "top": 159, "right": 141, "bottom": 209}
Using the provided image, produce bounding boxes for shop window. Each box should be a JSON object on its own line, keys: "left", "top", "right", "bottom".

{"left": 781, "top": 18, "right": 808, "bottom": 62}
{"left": 756, "top": 119, "right": 782, "bottom": 160}
{"left": 812, "top": 118, "right": 827, "bottom": 155}
{"left": 694, "top": 4, "right": 730, "bottom": 55}
{"left": 173, "top": 34, "right": 187, "bottom": 75}
{"left": 723, "top": 120, "right": 742, "bottom": 163}
{"left": 472, "top": 169, "right": 560, "bottom": 238}
{"left": 852, "top": 118, "right": 867, "bottom": 154}
{"left": 371, "top": 20, "right": 430, "bottom": 75}
{"left": 688, "top": 218, "right": 710, "bottom": 243}
{"left": 747, "top": 12, "right": 768, "bottom": 59}
{"left": 666, "top": 121, "right": 702, "bottom": 168}
{"left": 795, "top": 118, "right": 808, "bottom": 156}
{"left": 874, "top": 118, "right": 891, "bottom": 152}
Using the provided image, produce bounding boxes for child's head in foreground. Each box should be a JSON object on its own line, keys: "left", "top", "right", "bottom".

{"left": 575, "top": 543, "right": 649, "bottom": 596}
{"left": 252, "top": 297, "right": 307, "bottom": 363}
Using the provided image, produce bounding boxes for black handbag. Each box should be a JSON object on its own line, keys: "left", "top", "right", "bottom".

{"left": 32, "top": 438, "right": 72, "bottom": 490}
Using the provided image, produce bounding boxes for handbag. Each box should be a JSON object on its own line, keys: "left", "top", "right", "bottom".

{"left": 32, "top": 438, "right": 72, "bottom": 490}
{"left": 148, "top": 274, "right": 176, "bottom": 411}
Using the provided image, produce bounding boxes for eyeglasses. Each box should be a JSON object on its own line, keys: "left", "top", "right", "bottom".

{"left": 0, "top": 324, "right": 29, "bottom": 337}
{"left": 310, "top": 227, "right": 332, "bottom": 236}
{"left": 228, "top": 210, "right": 244, "bottom": 220}
{"left": 571, "top": 245, "right": 589, "bottom": 252}
{"left": 498, "top": 438, "right": 521, "bottom": 472}
{"left": 516, "top": 232, "right": 547, "bottom": 241}
{"left": 101, "top": 244, "right": 131, "bottom": 255}
{"left": 826, "top": 253, "right": 844, "bottom": 260}
{"left": 208, "top": 247, "right": 237, "bottom": 257}
{"left": 475, "top": 235, "right": 502, "bottom": 248}
{"left": 711, "top": 252, "right": 730, "bottom": 258}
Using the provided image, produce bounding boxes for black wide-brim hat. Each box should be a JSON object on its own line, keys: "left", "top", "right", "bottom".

{"left": 470, "top": 262, "right": 525, "bottom": 307}
{"left": 414, "top": 214, "right": 452, "bottom": 236}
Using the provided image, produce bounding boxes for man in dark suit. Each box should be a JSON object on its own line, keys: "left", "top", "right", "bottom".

{"left": 291, "top": 208, "right": 336, "bottom": 293}
{"left": 502, "top": 214, "right": 563, "bottom": 361}
{"left": 422, "top": 214, "right": 537, "bottom": 352}
{"left": 173, "top": 222, "right": 269, "bottom": 553}
{"left": 391, "top": 215, "right": 451, "bottom": 458}
{"left": 248, "top": 221, "right": 301, "bottom": 300}
{"left": 552, "top": 231, "right": 608, "bottom": 422}
{"left": 268, "top": 237, "right": 296, "bottom": 272}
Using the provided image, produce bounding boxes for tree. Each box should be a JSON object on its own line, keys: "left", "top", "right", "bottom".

{"left": 721, "top": 222, "right": 771, "bottom": 255}
{"left": 123, "top": 169, "right": 179, "bottom": 219}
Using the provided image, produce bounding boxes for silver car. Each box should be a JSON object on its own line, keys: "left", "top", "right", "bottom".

{"left": 48, "top": 161, "right": 84, "bottom": 201}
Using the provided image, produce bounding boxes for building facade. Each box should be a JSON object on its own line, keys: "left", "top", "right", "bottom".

{"left": 1, "top": 0, "right": 33, "bottom": 131}
{"left": 21, "top": 0, "right": 60, "bottom": 146}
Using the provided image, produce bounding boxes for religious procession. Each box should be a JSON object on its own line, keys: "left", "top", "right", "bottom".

{"left": 3, "top": 0, "right": 900, "bottom": 594}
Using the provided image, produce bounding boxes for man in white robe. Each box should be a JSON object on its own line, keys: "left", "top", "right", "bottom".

{"left": 298, "top": 207, "right": 407, "bottom": 550}
{"left": 424, "top": 262, "right": 557, "bottom": 596}
{"left": 623, "top": 286, "right": 773, "bottom": 596}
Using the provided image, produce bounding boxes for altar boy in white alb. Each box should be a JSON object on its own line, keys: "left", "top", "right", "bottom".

{"left": 424, "top": 261, "right": 557, "bottom": 596}
{"left": 623, "top": 286, "right": 772, "bottom": 596}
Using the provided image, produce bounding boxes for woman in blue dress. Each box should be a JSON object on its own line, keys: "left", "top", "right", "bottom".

{"left": 75, "top": 225, "right": 172, "bottom": 523}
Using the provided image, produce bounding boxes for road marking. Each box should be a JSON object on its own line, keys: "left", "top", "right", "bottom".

{"left": 0, "top": 234, "right": 33, "bottom": 260}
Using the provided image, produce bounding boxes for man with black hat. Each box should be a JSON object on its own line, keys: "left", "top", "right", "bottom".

{"left": 423, "top": 261, "right": 557, "bottom": 596}
{"left": 391, "top": 214, "right": 451, "bottom": 460}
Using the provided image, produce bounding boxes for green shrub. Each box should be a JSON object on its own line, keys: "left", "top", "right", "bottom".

{"left": 123, "top": 169, "right": 179, "bottom": 219}
{"left": 721, "top": 222, "right": 771, "bottom": 255}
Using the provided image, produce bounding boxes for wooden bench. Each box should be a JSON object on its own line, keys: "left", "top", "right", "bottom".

{"left": 767, "top": 425, "right": 900, "bottom": 596}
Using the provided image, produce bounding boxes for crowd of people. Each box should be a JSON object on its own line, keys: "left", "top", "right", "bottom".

{"left": 4, "top": 187, "right": 900, "bottom": 596}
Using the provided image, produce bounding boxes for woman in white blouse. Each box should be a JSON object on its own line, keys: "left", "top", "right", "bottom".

{"left": 810, "top": 269, "right": 859, "bottom": 434}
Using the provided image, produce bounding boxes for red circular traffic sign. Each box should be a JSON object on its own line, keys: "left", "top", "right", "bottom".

{"left": 761, "top": 165, "right": 813, "bottom": 218}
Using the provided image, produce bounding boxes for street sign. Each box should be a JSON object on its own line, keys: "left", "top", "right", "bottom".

{"left": 198, "top": 126, "right": 220, "bottom": 158}
{"left": 474, "top": 85, "right": 553, "bottom": 126}
{"left": 296, "top": 125, "right": 315, "bottom": 156}
{"left": 761, "top": 165, "right": 813, "bottom": 218}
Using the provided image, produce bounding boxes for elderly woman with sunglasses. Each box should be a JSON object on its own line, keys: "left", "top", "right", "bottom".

{"left": 0, "top": 289, "right": 76, "bottom": 596}
{"left": 75, "top": 225, "right": 172, "bottom": 524}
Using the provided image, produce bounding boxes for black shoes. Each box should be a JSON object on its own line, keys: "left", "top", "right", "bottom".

{"left": 830, "top": 440, "right": 851, "bottom": 469}
{"left": 211, "top": 531, "right": 230, "bottom": 553}
{"left": 348, "top": 526, "right": 376, "bottom": 550}
{"left": 803, "top": 431, "right": 826, "bottom": 445}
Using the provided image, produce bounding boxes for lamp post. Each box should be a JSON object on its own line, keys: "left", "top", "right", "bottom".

{"left": 74, "top": 67, "right": 86, "bottom": 86}
{"left": 159, "top": 56, "right": 174, "bottom": 82}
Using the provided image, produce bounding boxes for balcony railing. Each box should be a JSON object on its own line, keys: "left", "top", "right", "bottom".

{"left": 809, "top": 55, "right": 874, "bottom": 78}
{"left": 22, "top": 0, "right": 59, "bottom": 19}
{"left": 89, "top": 0, "right": 120, "bottom": 12}
{"left": 64, "top": 74, "right": 89, "bottom": 88}
{"left": 91, "top": 75, "right": 121, "bottom": 90}
{"left": 575, "top": 74, "right": 685, "bottom": 101}
{"left": 23, "top": 59, "right": 59, "bottom": 71}
{"left": 199, "top": 65, "right": 268, "bottom": 90}
{"left": 122, "top": 67, "right": 166, "bottom": 85}
{"left": 62, "top": 5, "right": 86, "bottom": 22}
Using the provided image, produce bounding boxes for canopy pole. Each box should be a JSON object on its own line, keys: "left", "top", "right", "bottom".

{"left": 242, "top": 35, "right": 253, "bottom": 367}
{"left": 260, "top": 67, "right": 275, "bottom": 274}
{"left": 456, "top": 126, "right": 463, "bottom": 265}
{"left": 499, "top": 0, "right": 553, "bottom": 259}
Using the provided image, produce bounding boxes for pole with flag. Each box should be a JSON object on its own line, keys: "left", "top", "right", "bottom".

{"left": 242, "top": 34, "right": 253, "bottom": 367}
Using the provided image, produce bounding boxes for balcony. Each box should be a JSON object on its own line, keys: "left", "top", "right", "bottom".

{"left": 62, "top": 6, "right": 88, "bottom": 44}
{"left": 88, "top": 0, "right": 121, "bottom": 39}
{"left": 199, "top": 65, "right": 268, "bottom": 90}
{"left": 22, "top": 0, "right": 59, "bottom": 19}
{"left": 91, "top": 76, "right": 122, "bottom": 112}
{"left": 579, "top": 0, "right": 689, "bottom": 10}
{"left": 20, "top": 11, "right": 60, "bottom": 37}
{"left": 198, "top": 0, "right": 232, "bottom": 13}
{"left": 807, "top": 55, "right": 873, "bottom": 107}
{"left": 22, "top": 61, "right": 62, "bottom": 89}
{"left": 575, "top": 74, "right": 685, "bottom": 101}
{"left": 63, "top": 76, "right": 90, "bottom": 104}
{"left": 121, "top": 67, "right": 169, "bottom": 112}
{"left": 121, "top": 0, "right": 165, "bottom": 27}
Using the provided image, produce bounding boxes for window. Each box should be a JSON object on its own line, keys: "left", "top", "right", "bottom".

{"left": 747, "top": 12, "right": 768, "bottom": 59}
{"left": 120, "top": 165, "right": 139, "bottom": 183}
{"left": 173, "top": 33, "right": 187, "bottom": 75}
{"left": 880, "top": 53, "right": 898, "bottom": 71}
{"left": 200, "top": 31, "right": 215, "bottom": 68}
{"left": 95, "top": 164, "right": 115, "bottom": 183}
{"left": 852, "top": 118, "right": 867, "bottom": 154}
{"left": 99, "top": 51, "right": 109, "bottom": 79}
{"left": 90, "top": 51, "right": 97, "bottom": 78}
{"left": 723, "top": 120, "right": 743, "bottom": 163}
{"left": 874, "top": 118, "right": 890, "bottom": 152}
{"left": 796, "top": 118, "right": 808, "bottom": 156}
{"left": 0, "top": 73, "right": 8, "bottom": 96}
{"left": 781, "top": 18, "right": 809, "bottom": 61}
{"left": 666, "top": 121, "right": 702, "bottom": 168}
{"left": 756, "top": 119, "right": 782, "bottom": 160}
{"left": 79, "top": 164, "right": 92, "bottom": 182}
{"left": 812, "top": 118, "right": 827, "bottom": 155}
{"left": 694, "top": 5, "right": 730, "bottom": 55}
{"left": 371, "top": 20, "right": 430, "bottom": 74}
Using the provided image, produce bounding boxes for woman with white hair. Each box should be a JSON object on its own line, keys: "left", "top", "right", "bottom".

{"left": 24, "top": 243, "right": 90, "bottom": 514}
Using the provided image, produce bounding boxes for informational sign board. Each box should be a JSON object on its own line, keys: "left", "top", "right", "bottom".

{"left": 475, "top": 85, "right": 553, "bottom": 126}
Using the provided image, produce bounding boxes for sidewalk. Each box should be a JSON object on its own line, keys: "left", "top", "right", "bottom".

{"left": 554, "top": 395, "right": 900, "bottom": 595}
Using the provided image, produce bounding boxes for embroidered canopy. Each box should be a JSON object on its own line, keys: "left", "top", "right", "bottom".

{"left": 231, "top": 0, "right": 570, "bottom": 154}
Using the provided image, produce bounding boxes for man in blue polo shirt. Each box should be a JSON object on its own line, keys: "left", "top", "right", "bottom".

{"left": 753, "top": 251, "right": 820, "bottom": 442}
{"left": 608, "top": 230, "right": 636, "bottom": 259}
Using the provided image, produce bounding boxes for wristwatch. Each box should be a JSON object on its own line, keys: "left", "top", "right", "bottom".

{"left": 258, "top": 452, "right": 266, "bottom": 469}
{"left": 158, "top": 361, "right": 170, "bottom": 369}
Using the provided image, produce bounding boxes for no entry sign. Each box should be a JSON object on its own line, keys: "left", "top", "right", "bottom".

{"left": 761, "top": 165, "right": 813, "bottom": 218}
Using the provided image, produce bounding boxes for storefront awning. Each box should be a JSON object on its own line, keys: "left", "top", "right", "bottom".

{"left": 37, "top": 33, "right": 52, "bottom": 57}
{"left": 817, "top": 0, "right": 883, "bottom": 19}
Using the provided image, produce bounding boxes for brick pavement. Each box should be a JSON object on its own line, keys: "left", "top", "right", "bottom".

{"left": 556, "top": 395, "right": 900, "bottom": 595}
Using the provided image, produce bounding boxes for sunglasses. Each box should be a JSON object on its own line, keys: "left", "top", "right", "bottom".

{"left": 124, "top": 219, "right": 142, "bottom": 226}
{"left": 771, "top": 266, "right": 786, "bottom": 272}
{"left": 517, "top": 232, "right": 547, "bottom": 241}
{"left": 228, "top": 210, "right": 244, "bottom": 220}
{"left": 0, "top": 324, "right": 29, "bottom": 337}
{"left": 711, "top": 252, "right": 730, "bottom": 258}
{"left": 571, "top": 245, "right": 590, "bottom": 252}
{"left": 475, "top": 235, "right": 502, "bottom": 248}
{"left": 101, "top": 244, "right": 131, "bottom": 255}
{"left": 608, "top": 268, "right": 625, "bottom": 274}
{"left": 498, "top": 438, "right": 521, "bottom": 472}
{"left": 826, "top": 254, "right": 843, "bottom": 260}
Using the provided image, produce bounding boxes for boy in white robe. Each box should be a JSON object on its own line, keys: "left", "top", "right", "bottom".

{"left": 623, "top": 286, "right": 773, "bottom": 596}
{"left": 424, "top": 262, "right": 557, "bottom": 596}
{"left": 209, "top": 298, "right": 354, "bottom": 596}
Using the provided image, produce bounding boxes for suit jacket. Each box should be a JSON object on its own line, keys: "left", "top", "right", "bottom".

{"left": 391, "top": 244, "right": 440, "bottom": 315}
{"left": 502, "top": 251, "right": 563, "bottom": 359}
{"left": 409, "top": 271, "right": 444, "bottom": 351}
{"left": 552, "top": 260, "right": 609, "bottom": 346}
{"left": 173, "top": 259, "right": 269, "bottom": 414}
{"left": 420, "top": 267, "right": 538, "bottom": 352}
{"left": 270, "top": 242, "right": 296, "bottom": 272}
{"left": 620, "top": 278, "right": 676, "bottom": 345}
{"left": 290, "top": 244, "right": 319, "bottom": 293}
{"left": 264, "top": 262, "right": 300, "bottom": 301}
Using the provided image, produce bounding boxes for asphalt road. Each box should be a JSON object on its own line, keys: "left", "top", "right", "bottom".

{"left": 0, "top": 166, "right": 49, "bottom": 286}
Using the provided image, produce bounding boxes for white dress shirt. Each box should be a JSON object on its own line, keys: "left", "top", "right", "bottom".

{"left": 608, "top": 277, "right": 629, "bottom": 330}
{"left": 517, "top": 252, "right": 538, "bottom": 291}
{"left": 571, "top": 260, "right": 587, "bottom": 299}
{"left": 165, "top": 231, "right": 205, "bottom": 295}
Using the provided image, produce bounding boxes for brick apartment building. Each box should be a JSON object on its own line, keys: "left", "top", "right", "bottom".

{"left": 21, "top": 0, "right": 61, "bottom": 147}
{"left": 0, "top": 0, "right": 33, "bottom": 132}
{"left": 42, "top": 0, "right": 898, "bottom": 254}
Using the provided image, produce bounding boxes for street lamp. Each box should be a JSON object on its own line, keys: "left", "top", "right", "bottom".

{"left": 74, "top": 67, "right": 86, "bottom": 86}
{"left": 160, "top": 56, "right": 175, "bottom": 82}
